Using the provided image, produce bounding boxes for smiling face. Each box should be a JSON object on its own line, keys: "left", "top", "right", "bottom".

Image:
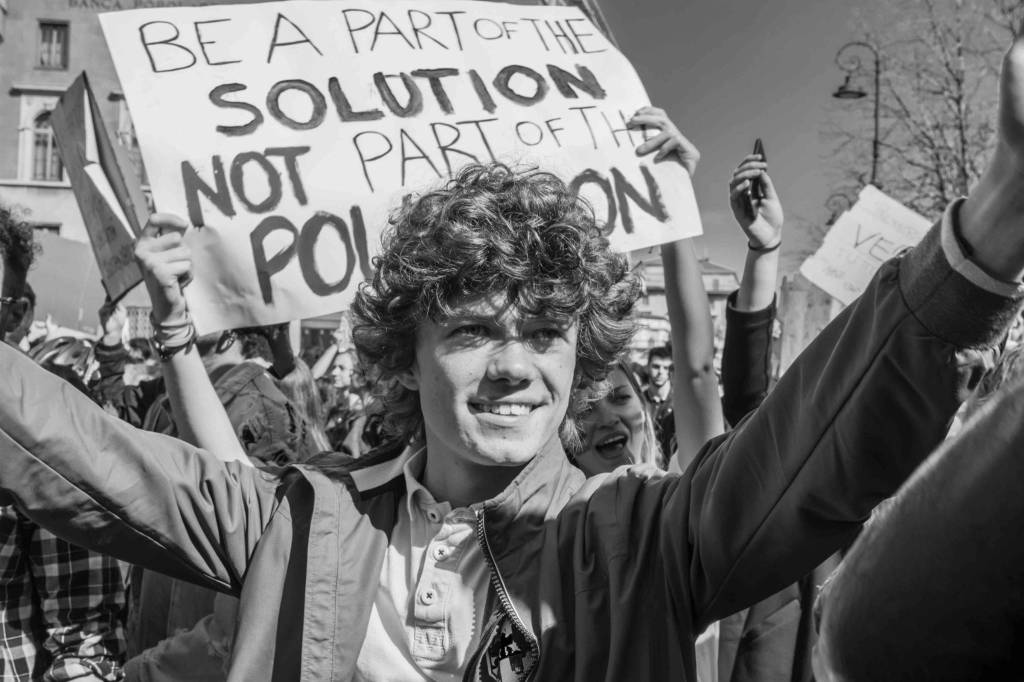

{"left": 404, "top": 293, "right": 578, "bottom": 478}
{"left": 331, "top": 352, "right": 356, "bottom": 389}
{"left": 575, "top": 366, "right": 648, "bottom": 477}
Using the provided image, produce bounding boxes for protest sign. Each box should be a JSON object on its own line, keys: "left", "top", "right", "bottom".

{"left": 50, "top": 72, "right": 147, "bottom": 302}
{"left": 800, "top": 185, "right": 930, "bottom": 306}
{"left": 99, "top": 0, "right": 701, "bottom": 333}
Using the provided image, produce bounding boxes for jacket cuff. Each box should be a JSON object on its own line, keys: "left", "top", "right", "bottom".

{"left": 899, "top": 200, "right": 1024, "bottom": 348}
{"left": 725, "top": 291, "right": 777, "bottom": 326}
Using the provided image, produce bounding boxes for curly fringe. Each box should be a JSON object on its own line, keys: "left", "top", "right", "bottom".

{"left": 352, "top": 163, "right": 641, "bottom": 445}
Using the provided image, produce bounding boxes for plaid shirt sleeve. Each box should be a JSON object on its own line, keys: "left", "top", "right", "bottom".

{"left": 29, "top": 525, "right": 127, "bottom": 681}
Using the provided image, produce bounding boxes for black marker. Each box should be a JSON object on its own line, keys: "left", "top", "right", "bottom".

{"left": 750, "top": 138, "right": 767, "bottom": 202}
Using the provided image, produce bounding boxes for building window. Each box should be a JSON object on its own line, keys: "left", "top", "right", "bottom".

{"left": 38, "top": 22, "right": 69, "bottom": 70}
{"left": 32, "top": 111, "right": 63, "bottom": 182}
{"left": 32, "top": 223, "right": 61, "bottom": 236}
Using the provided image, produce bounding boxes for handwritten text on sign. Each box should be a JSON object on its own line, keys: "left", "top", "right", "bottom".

{"left": 800, "top": 185, "right": 930, "bottom": 306}
{"left": 100, "top": 0, "right": 700, "bottom": 332}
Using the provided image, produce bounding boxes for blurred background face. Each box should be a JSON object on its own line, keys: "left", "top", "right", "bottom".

{"left": 332, "top": 352, "right": 356, "bottom": 389}
{"left": 0, "top": 257, "right": 28, "bottom": 342}
{"left": 575, "top": 366, "right": 648, "bottom": 477}
{"left": 648, "top": 356, "right": 672, "bottom": 388}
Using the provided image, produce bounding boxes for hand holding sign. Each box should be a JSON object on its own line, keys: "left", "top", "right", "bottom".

{"left": 100, "top": 0, "right": 703, "bottom": 333}
{"left": 628, "top": 106, "right": 700, "bottom": 176}
{"left": 134, "top": 214, "right": 193, "bottom": 326}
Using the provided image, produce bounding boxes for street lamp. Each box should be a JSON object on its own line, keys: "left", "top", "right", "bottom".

{"left": 825, "top": 191, "right": 854, "bottom": 225}
{"left": 832, "top": 41, "right": 881, "bottom": 187}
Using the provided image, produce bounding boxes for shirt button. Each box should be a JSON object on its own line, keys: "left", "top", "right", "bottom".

{"left": 432, "top": 545, "right": 449, "bottom": 561}
{"left": 419, "top": 589, "right": 437, "bottom": 605}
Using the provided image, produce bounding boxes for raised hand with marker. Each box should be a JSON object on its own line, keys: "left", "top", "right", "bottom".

{"left": 729, "top": 142, "right": 782, "bottom": 312}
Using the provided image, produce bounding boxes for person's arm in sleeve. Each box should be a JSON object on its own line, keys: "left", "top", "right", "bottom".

{"left": 310, "top": 342, "right": 339, "bottom": 381}
{"left": 816, "top": 377, "right": 1024, "bottom": 681}
{"left": 721, "top": 155, "right": 783, "bottom": 426}
{"left": 0, "top": 338, "right": 280, "bottom": 594}
{"left": 628, "top": 107, "right": 725, "bottom": 471}
{"left": 30, "top": 525, "right": 126, "bottom": 682}
{"left": 656, "top": 29, "right": 1024, "bottom": 629}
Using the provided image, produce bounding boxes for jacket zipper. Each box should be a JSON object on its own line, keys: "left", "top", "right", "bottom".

{"left": 474, "top": 507, "right": 540, "bottom": 681}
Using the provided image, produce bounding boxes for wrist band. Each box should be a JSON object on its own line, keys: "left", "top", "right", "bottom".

{"left": 150, "top": 311, "right": 196, "bottom": 361}
{"left": 748, "top": 237, "right": 782, "bottom": 253}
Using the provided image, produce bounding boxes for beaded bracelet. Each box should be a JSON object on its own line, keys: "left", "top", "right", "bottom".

{"left": 149, "top": 311, "right": 196, "bottom": 361}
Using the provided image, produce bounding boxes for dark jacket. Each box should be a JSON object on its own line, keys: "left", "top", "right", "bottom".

{"left": 92, "top": 347, "right": 315, "bottom": 466}
{"left": 721, "top": 292, "right": 776, "bottom": 430}
{"left": 0, "top": 221, "right": 1016, "bottom": 681}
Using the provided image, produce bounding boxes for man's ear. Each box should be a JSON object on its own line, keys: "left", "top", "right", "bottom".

{"left": 397, "top": 363, "right": 419, "bottom": 391}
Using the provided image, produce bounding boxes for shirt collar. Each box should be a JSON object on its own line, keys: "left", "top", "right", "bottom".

{"left": 402, "top": 446, "right": 454, "bottom": 522}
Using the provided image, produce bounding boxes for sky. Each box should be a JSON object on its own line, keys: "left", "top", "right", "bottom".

{"left": 601, "top": 0, "right": 868, "bottom": 275}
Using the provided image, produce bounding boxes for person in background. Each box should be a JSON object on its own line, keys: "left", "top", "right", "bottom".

{"left": 642, "top": 344, "right": 676, "bottom": 456}
{"left": 278, "top": 357, "right": 332, "bottom": 453}
{"left": 5, "top": 282, "right": 34, "bottom": 350}
{"left": 574, "top": 107, "right": 722, "bottom": 478}
{"left": 0, "top": 205, "right": 126, "bottom": 681}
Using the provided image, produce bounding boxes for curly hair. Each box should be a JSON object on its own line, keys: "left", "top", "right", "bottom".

{"left": 351, "top": 163, "right": 641, "bottom": 447}
{"left": 0, "top": 204, "right": 38, "bottom": 276}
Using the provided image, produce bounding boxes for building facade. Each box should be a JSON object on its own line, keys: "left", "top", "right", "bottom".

{"left": 0, "top": 0, "right": 274, "bottom": 242}
{"left": 628, "top": 247, "right": 743, "bottom": 372}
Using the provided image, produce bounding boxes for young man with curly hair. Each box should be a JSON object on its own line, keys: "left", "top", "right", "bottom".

{"left": 2, "top": 36, "right": 1024, "bottom": 679}
{"left": 0, "top": 205, "right": 126, "bottom": 681}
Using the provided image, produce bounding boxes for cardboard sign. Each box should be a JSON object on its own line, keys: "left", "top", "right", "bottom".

{"left": 50, "top": 72, "right": 147, "bottom": 302}
{"left": 99, "top": 0, "right": 702, "bottom": 333}
{"left": 800, "top": 185, "right": 931, "bottom": 306}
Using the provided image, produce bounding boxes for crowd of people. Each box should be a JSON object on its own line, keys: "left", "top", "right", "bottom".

{"left": 2, "top": 23, "right": 1024, "bottom": 682}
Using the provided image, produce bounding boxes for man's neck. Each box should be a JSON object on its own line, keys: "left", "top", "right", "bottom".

{"left": 418, "top": 441, "right": 551, "bottom": 509}
{"left": 652, "top": 382, "right": 671, "bottom": 401}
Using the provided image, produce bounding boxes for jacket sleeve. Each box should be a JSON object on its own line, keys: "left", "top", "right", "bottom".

{"left": 0, "top": 341, "right": 282, "bottom": 595}
{"left": 720, "top": 292, "right": 776, "bottom": 427}
{"left": 655, "top": 211, "right": 1022, "bottom": 629}
{"left": 816, "top": 368, "right": 1024, "bottom": 681}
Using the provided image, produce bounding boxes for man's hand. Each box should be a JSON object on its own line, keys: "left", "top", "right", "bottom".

{"left": 97, "top": 300, "right": 126, "bottom": 347}
{"left": 729, "top": 155, "right": 783, "bottom": 249}
{"left": 134, "top": 213, "right": 193, "bottom": 326}
{"left": 627, "top": 106, "right": 700, "bottom": 176}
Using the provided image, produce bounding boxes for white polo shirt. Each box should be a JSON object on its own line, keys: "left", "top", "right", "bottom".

{"left": 355, "top": 448, "right": 490, "bottom": 680}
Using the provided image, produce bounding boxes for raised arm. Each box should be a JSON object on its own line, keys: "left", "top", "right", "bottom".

{"left": 133, "top": 216, "right": 249, "bottom": 466}
{"left": 721, "top": 156, "right": 784, "bottom": 425}
{"left": 645, "top": 27, "right": 1024, "bottom": 630}
{"left": 628, "top": 107, "right": 725, "bottom": 470}
{"left": 0, "top": 339, "right": 278, "bottom": 592}
{"left": 729, "top": 154, "right": 782, "bottom": 313}
{"left": 90, "top": 301, "right": 164, "bottom": 428}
